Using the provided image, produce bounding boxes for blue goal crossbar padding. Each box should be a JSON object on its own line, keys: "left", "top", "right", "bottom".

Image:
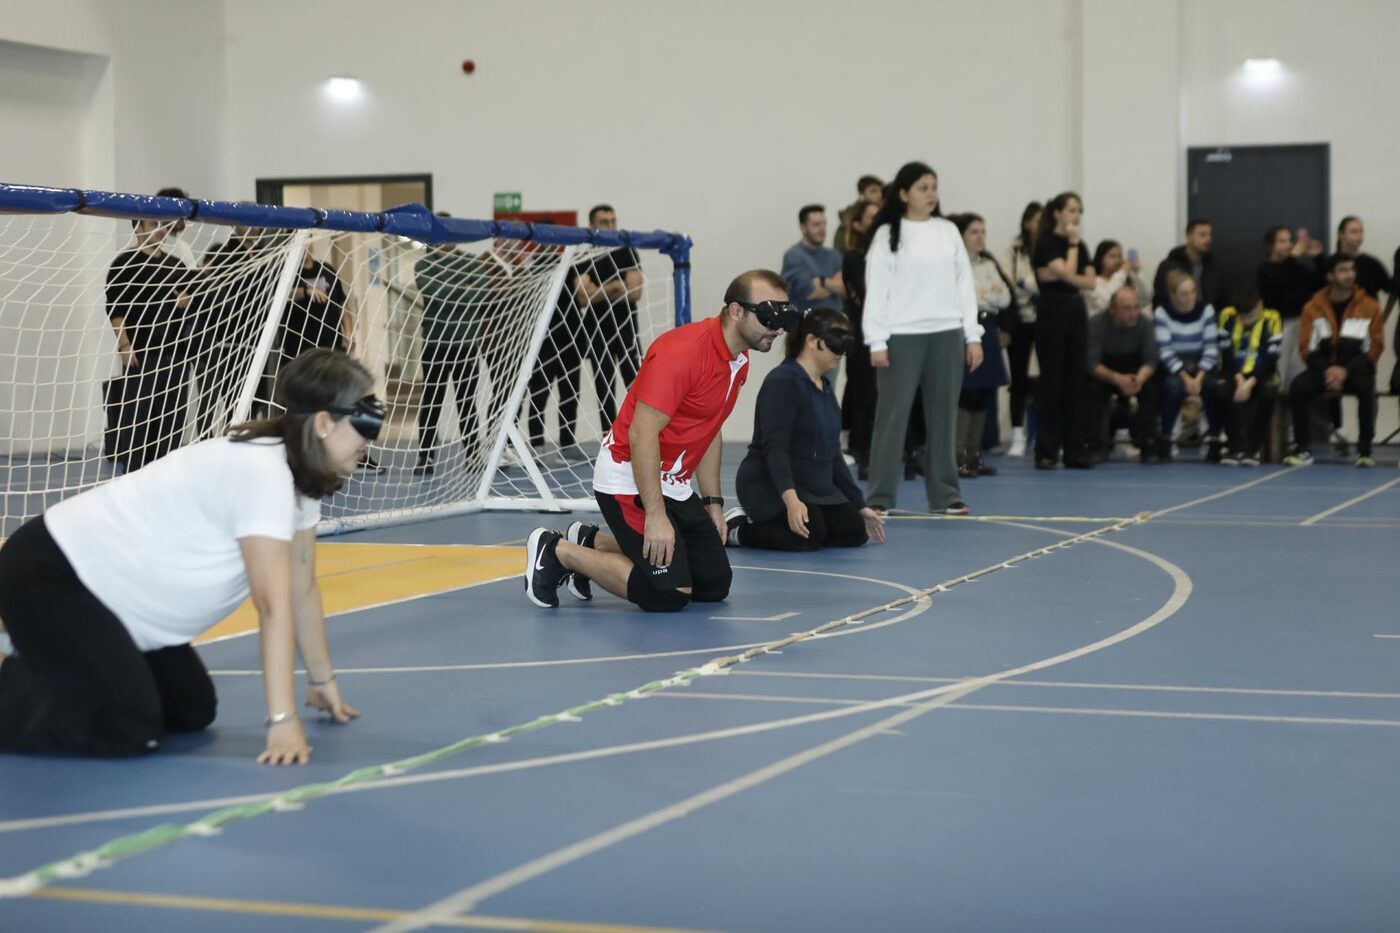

{"left": 0, "top": 183, "right": 692, "bottom": 254}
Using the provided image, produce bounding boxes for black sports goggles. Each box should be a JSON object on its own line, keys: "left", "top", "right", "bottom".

{"left": 732, "top": 299, "right": 803, "bottom": 333}
{"left": 290, "top": 395, "right": 386, "bottom": 440}
{"left": 813, "top": 328, "right": 856, "bottom": 356}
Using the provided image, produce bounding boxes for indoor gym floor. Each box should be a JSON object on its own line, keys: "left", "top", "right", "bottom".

{"left": 2, "top": 452, "right": 1398, "bottom": 932}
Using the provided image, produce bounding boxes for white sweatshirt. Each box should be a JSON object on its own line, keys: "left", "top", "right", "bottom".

{"left": 863, "top": 217, "right": 982, "bottom": 352}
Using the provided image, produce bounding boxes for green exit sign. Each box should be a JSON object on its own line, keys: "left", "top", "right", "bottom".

{"left": 493, "top": 192, "right": 521, "bottom": 213}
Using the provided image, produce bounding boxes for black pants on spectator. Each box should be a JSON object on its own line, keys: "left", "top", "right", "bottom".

{"left": 103, "top": 358, "right": 188, "bottom": 472}
{"left": 1033, "top": 305, "right": 1087, "bottom": 463}
{"left": 841, "top": 342, "right": 876, "bottom": 462}
{"left": 1289, "top": 366, "right": 1375, "bottom": 456}
{"left": 528, "top": 307, "right": 584, "bottom": 448}
{"left": 1088, "top": 369, "right": 1160, "bottom": 455}
{"left": 0, "top": 517, "right": 216, "bottom": 756}
{"left": 1209, "top": 378, "right": 1278, "bottom": 455}
{"left": 1005, "top": 318, "right": 1035, "bottom": 428}
{"left": 740, "top": 501, "right": 868, "bottom": 552}
{"left": 587, "top": 301, "right": 641, "bottom": 433}
{"left": 419, "top": 339, "right": 495, "bottom": 454}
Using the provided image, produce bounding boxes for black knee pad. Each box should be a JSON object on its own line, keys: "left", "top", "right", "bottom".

{"left": 627, "top": 568, "right": 692, "bottom": 613}
{"left": 690, "top": 573, "right": 732, "bottom": 603}
{"left": 166, "top": 695, "right": 217, "bottom": 733}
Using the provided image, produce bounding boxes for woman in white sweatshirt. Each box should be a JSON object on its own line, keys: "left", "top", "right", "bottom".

{"left": 863, "top": 161, "right": 983, "bottom": 514}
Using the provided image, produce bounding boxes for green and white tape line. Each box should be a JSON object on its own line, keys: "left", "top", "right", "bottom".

{"left": 0, "top": 512, "right": 1149, "bottom": 898}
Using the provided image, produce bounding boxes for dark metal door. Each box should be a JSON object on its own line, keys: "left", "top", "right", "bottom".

{"left": 1186, "top": 143, "right": 1329, "bottom": 304}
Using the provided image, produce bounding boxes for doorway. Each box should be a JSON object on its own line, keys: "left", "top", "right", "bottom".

{"left": 1186, "top": 144, "right": 1329, "bottom": 304}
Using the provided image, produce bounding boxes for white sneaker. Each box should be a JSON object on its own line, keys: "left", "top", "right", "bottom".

{"left": 1008, "top": 428, "right": 1027, "bottom": 458}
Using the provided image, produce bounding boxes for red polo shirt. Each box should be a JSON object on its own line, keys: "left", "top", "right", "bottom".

{"left": 593, "top": 315, "right": 749, "bottom": 501}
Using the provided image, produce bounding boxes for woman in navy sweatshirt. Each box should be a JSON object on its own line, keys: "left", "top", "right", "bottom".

{"left": 726, "top": 308, "right": 885, "bottom": 551}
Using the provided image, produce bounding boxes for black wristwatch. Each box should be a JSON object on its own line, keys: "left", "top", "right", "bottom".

{"left": 701, "top": 496, "right": 725, "bottom": 507}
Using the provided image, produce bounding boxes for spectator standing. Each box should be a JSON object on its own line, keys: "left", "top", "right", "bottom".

{"left": 863, "top": 162, "right": 982, "bottom": 514}
{"left": 1257, "top": 225, "right": 1325, "bottom": 390}
{"left": 1031, "top": 192, "right": 1096, "bottom": 469}
{"left": 1152, "top": 219, "right": 1223, "bottom": 310}
{"left": 1000, "top": 201, "right": 1041, "bottom": 457}
{"left": 840, "top": 199, "right": 881, "bottom": 476}
{"left": 833, "top": 175, "right": 884, "bottom": 253}
{"left": 781, "top": 205, "right": 844, "bottom": 312}
{"left": 951, "top": 213, "right": 1012, "bottom": 478}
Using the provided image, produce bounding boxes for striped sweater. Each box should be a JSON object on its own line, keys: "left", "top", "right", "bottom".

{"left": 1153, "top": 301, "right": 1219, "bottom": 374}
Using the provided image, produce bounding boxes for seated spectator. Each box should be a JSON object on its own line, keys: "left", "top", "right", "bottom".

{"left": 1152, "top": 219, "right": 1222, "bottom": 310}
{"left": 726, "top": 308, "right": 884, "bottom": 551}
{"left": 951, "top": 213, "right": 1012, "bottom": 478}
{"left": 781, "top": 205, "right": 844, "bottom": 311}
{"left": 1211, "top": 286, "right": 1282, "bottom": 466}
{"left": 1087, "top": 286, "right": 1160, "bottom": 463}
{"left": 1088, "top": 240, "right": 1151, "bottom": 315}
{"left": 1284, "top": 254, "right": 1384, "bottom": 467}
{"left": 833, "top": 175, "right": 884, "bottom": 253}
{"left": 1154, "top": 270, "right": 1221, "bottom": 461}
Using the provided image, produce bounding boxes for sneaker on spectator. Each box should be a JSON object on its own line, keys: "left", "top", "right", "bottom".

{"left": 1205, "top": 436, "right": 1225, "bottom": 463}
{"left": 356, "top": 452, "right": 386, "bottom": 474}
{"left": 1008, "top": 427, "right": 1027, "bottom": 457}
{"left": 562, "top": 521, "right": 598, "bottom": 600}
{"left": 413, "top": 452, "right": 436, "bottom": 476}
{"left": 1282, "top": 450, "right": 1314, "bottom": 466}
{"left": 936, "top": 501, "right": 971, "bottom": 516}
{"left": 1239, "top": 450, "right": 1261, "bottom": 467}
{"left": 1356, "top": 455, "right": 1376, "bottom": 468}
{"left": 1219, "top": 449, "right": 1240, "bottom": 466}
{"left": 523, "top": 528, "right": 567, "bottom": 608}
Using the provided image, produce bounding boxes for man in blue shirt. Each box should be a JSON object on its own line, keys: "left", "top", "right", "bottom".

{"left": 781, "top": 205, "right": 844, "bottom": 311}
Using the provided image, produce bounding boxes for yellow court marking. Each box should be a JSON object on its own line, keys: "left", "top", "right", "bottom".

{"left": 30, "top": 886, "right": 728, "bottom": 933}
{"left": 196, "top": 544, "right": 521, "bottom": 643}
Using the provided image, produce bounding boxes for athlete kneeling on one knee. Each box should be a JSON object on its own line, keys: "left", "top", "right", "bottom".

{"left": 0, "top": 349, "right": 374, "bottom": 765}
{"left": 524, "top": 270, "right": 793, "bottom": 612}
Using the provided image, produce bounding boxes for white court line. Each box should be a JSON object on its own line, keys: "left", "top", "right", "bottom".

{"left": 207, "top": 566, "right": 932, "bottom": 674}
{"left": 1299, "top": 476, "right": 1400, "bottom": 526}
{"left": 731, "top": 670, "right": 1400, "bottom": 701}
{"left": 650, "top": 691, "right": 1400, "bottom": 726}
{"left": 1148, "top": 465, "right": 1299, "bottom": 518}
{"left": 365, "top": 526, "right": 1195, "bottom": 933}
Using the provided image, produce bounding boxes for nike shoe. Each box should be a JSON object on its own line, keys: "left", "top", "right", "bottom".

{"left": 723, "top": 506, "right": 750, "bottom": 547}
{"left": 1282, "top": 450, "right": 1314, "bottom": 466}
{"left": 523, "top": 528, "right": 567, "bottom": 608}
{"left": 562, "top": 521, "right": 598, "bottom": 600}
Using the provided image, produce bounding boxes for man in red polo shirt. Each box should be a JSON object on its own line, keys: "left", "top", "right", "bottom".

{"left": 524, "top": 269, "right": 793, "bottom": 612}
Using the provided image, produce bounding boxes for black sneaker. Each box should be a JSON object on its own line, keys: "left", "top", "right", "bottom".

{"left": 1219, "top": 449, "right": 1241, "bottom": 466}
{"left": 1239, "top": 450, "right": 1261, "bottom": 467}
{"left": 1205, "top": 438, "right": 1224, "bottom": 464}
{"left": 723, "top": 506, "right": 750, "bottom": 547}
{"left": 937, "top": 501, "right": 970, "bottom": 516}
{"left": 413, "top": 452, "right": 436, "bottom": 476}
{"left": 523, "top": 528, "right": 567, "bottom": 608}
{"left": 356, "top": 453, "right": 386, "bottom": 474}
{"left": 562, "top": 521, "right": 597, "bottom": 601}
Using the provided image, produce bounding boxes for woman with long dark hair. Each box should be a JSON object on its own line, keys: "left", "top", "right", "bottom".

{"left": 1000, "top": 201, "right": 1041, "bottom": 456}
{"left": 1031, "top": 192, "right": 1097, "bottom": 469}
{"left": 0, "top": 349, "right": 371, "bottom": 764}
{"left": 726, "top": 307, "right": 884, "bottom": 551}
{"left": 863, "top": 162, "right": 982, "bottom": 514}
{"left": 840, "top": 199, "right": 881, "bottom": 476}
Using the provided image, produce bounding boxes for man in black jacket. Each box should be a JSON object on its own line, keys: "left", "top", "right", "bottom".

{"left": 1153, "top": 219, "right": 1223, "bottom": 310}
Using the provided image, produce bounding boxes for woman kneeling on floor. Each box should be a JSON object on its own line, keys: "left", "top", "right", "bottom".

{"left": 725, "top": 308, "right": 885, "bottom": 551}
{"left": 0, "top": 349, "right": 367, "bottom": 765}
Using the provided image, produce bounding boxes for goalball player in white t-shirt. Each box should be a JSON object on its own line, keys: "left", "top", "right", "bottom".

{"left": 0, "top": 349, "right": 382, "bottom": 766}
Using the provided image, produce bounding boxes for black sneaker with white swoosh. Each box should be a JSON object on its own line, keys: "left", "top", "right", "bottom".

{"left": 563, "top": 521, "right": 598, "bottom": 601}
{"left": 524, "top": 527, "right": 567, "bottom": 608}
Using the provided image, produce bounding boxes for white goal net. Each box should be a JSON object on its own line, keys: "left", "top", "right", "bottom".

{"left": 0, "top": 185, "right": 690, "bottom": 537}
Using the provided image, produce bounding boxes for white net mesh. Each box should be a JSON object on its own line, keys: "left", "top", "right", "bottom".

{"left": 0, "top": 202, "right": 683, "bottom": 537}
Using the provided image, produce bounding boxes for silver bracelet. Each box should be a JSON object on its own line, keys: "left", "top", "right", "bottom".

{"left": 307, "top": 672, "right": 335, "bottom": 687}
{"left": 265, "top": 711, "right": 298, "bottom": 727}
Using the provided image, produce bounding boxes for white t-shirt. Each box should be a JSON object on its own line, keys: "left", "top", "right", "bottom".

{"left": 45, "top": 437, "right": 321, "bottom": 651}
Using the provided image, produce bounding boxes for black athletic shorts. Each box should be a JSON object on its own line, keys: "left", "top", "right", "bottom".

{"left": 595, "top": 491, "right": 730, "bottom": 592}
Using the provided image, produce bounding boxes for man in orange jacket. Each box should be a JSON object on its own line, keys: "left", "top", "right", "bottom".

{"left": 1284, "top": 253, "right": 1385, "bottom": 466}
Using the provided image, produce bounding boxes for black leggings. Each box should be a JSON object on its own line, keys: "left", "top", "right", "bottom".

{"left": 0, "top": 517, "right": 216, "bottom": 756}
{"left": 739, "top": 501, "right": 868, "bottom": 552}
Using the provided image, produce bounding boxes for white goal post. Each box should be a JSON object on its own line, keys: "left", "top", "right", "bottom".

{"left": 0, "top": 183, "right": 693, "bottom": 537}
